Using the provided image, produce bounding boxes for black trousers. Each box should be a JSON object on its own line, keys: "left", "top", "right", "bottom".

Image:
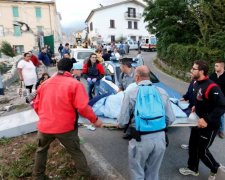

{"left": 188, "top": 127, "right": 220, "bottom": 173}
{"left": 25, "top": 85, "right": 33, "bottom": 93}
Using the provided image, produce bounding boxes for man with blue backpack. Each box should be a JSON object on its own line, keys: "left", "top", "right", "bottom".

{"left": 118, "top": 65, "right": 174, "bottom": 180}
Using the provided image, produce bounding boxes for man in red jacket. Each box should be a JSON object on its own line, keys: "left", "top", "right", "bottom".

{"left": 33, "top": 58, "right": 102, "bottom": 180}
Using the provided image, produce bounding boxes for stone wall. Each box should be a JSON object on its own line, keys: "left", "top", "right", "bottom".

{"left": 155, "top": 58, "right": 191, "bottom": 81}
{"left": 2, "top": 55, "right": 22, "bottom": 88}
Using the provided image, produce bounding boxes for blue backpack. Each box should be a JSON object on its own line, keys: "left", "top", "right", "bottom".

{"left": 134, "top": 85, "right": 166, "bottom": 132}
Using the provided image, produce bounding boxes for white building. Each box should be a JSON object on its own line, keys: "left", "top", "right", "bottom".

{"left": 85, "top": 0, "right": 150, "bottom": 44}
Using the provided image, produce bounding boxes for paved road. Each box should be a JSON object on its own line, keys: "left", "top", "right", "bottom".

{"left": 80, "top": 51, "right": 225, "bottom": 180}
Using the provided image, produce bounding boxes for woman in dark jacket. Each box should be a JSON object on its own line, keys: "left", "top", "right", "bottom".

{"left": 82, "top": 53, "right": 105, "bottom": 99}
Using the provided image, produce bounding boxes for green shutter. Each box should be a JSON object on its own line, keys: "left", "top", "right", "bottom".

{"left": 35, "top": 7, "right": 41, "bottom": 18}
{"left": 14, "top": 26, "right": 21, "bottom": 36}
{"left": 12, "top": 7, "right": 19, "bottom": 17}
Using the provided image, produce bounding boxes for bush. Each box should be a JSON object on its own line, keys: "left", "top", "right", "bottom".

{"left": 0, "top": 41, "right": 16, "bottom": 57}
{"left": 163, "top": 43, "right": 223, "bottom": 73}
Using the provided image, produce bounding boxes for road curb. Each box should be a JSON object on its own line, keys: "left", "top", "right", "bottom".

{"left": 81, "top": 140, "right": 126, "bottom": 180}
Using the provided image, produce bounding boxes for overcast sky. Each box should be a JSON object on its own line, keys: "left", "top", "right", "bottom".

{"left": 53, "top": 0, "right": 144, "bottom": 33}
{"left": 55, "top": 0, "right": 102, "bottom": 28}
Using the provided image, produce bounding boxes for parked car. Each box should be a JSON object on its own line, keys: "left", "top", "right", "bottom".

{"left": 70, "top": 48, "right": 95, "bottom": 64}
{"left": 100, "top": 59, "right": 181, "bottom": 98}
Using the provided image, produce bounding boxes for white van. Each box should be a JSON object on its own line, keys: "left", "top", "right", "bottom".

{"left": 141, "top": 35, "right": 157, "bottom": 51}
{"left": 127, "top": 39, "right": 138, "bottom": 50}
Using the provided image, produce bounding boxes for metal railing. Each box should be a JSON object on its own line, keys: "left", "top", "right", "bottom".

{"left": 124, "top": 12, "right": 142, "bottom": 20}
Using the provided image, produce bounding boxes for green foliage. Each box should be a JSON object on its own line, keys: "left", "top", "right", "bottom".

{"left": 165, "top": 43, "right": 222, "bottom": 72}
{"left": 143, "top": 0, "right": 225, "bottom": 72}
{"left": 0, "top": 137, "right": 12, "bottom": 146}
{"left": 7, "top": 143, "right": 37, "bottom": 178}
{"left": 0, "top": 41, "right": 16, "bottom": 57}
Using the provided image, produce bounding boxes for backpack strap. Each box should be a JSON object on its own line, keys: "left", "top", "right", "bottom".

{"left": 205, "top": 83, "right": 218, "bottom": 99}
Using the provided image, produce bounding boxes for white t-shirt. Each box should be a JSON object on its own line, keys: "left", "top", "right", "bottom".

{"left": 17, "top": 59, "right": 37, "bottom": 86}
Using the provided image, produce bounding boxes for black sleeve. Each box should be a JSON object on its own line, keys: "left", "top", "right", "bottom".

{"left": 204, "top": 86, "right": 225, "bottom": 125}
{"left": 183, "top": 81, "right": 194, "bottom": 100}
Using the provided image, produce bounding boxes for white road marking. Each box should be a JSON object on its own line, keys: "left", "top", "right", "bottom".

{"left": 81, "top": 139, "right": 126, "bottom": 180}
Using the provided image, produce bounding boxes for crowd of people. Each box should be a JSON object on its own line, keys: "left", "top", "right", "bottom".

{"left": 16, "top": 43, "right": 225, "bottom": 180}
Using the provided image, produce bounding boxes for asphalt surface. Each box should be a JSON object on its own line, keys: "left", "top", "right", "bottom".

{"left": 79, "top": 51, "right": 225, "bottom": 180}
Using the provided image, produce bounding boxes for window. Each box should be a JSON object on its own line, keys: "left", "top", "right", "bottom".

{"left": 90, "top": 22, "right": 93, "bottom": 31}
{"left": 13, "top": 45, "right": 24, "bottom": 54}
{"left": 130, "top": 36, "right": 136, "bottom": 41}
{"left": 134, "top": 22, "right": 138, "bottom": 29}
{"left": 110, "top": 20, "right": 115, "bottom": 28}
{"left": 35, "top": 7, "right": 42, "bottom": 18}
{"left": 128, "top": 8, "right": 136, "bottom": 17}
{"left": 77, "top": 52, "right": 93, "bottom": 60}
{"left": 128, "top": 21, "right": 132, "bottom": 29}
{"left": 13, "top": 25, "right": 21, "bottom": 36}
{"left": 111, "top": 35, "right": 115, "bottom": 42}
{"left": 0, "top": 26, "right": 4, "bottom": 37}
{"left": 37, "top": 26, "right": 43, "bottom": 33}
{"left": 12, "top": 6, "right": 19, "bottom": 17}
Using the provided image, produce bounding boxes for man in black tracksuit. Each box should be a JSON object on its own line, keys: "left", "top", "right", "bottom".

{"left": 209, "top": 61, "right": 225, "bottom": 138}
{"left": 179, "top": 60, "right": 225, "bottom": 179}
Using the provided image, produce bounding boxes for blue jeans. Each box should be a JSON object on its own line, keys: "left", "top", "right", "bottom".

{"left": 87, "top": 80, "right": 100, "bottom": 100}
{"left": 220, "top": 114, "right": 224, "bottom": 133}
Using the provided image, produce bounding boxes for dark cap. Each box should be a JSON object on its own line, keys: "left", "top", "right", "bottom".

{"left": 57, "top": 58, "right": 73, "bottom": 72}
{"left": 120, "top": 58, "right": 133, "bottom": 68}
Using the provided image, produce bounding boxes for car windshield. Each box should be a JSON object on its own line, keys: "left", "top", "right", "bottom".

{"left": 150, "top": 37, "right": 157, "bottom": 45}
{"left": 77, "top": 52, "right": 93, "bottom": 59}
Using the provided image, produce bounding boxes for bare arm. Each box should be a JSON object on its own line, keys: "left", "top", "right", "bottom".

{"left": 17, "top": 68, "right": 23, "bottom": 81}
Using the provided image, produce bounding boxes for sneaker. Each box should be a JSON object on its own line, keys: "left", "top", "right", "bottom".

{"left": 181, "top": 144, "right": 189, "bottom": 150}
{"left": 218, "top": 132, "right": 224, "bottom": 139}
{"left": 208, "top": 172, "right": 216, "bottom": 180}
{"left": 179, "top": 167, "right": 199, "bottom": 176}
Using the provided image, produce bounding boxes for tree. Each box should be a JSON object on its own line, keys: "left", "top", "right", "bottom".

{"left": 0, "top": 41, "right": 16, "bottom": 57}
{"left": 143, "top": 0, "right": 200, "bottom": 58}
{"left": 190, "top": 0, "right": 225, "bottom": 47}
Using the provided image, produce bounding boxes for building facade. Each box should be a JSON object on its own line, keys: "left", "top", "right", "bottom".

{"left": 0, "top": 0, "right": 62, "bottom": 53}
{"left": 85, "top": 0, "right": 150, "bottom": 45}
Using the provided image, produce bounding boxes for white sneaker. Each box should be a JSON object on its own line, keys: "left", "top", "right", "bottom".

{"left": 208, "top": 173, "right": 216, "bottom": 180}
{"left": 181, "top": 144, "right": 189, "bottom": 150}
{"left": 179, "top": 167, "right": 199, "bottom": 176}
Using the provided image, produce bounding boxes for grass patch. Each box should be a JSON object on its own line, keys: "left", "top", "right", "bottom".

{"left": 15, "top": 103, "right": 29, "bottom": 110}
{"left": 7, "top": 143, "right": 37, "bottom": 178}
{"left": 0, "top": 134, "right": 83, "bottom": 179}
{"left": 0, "top": 137, "right": 12, "bottom": 146}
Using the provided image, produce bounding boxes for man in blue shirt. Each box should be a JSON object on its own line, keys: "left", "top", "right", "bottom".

{"left": 62, "top": 43, "right": 71, "bottom": 57}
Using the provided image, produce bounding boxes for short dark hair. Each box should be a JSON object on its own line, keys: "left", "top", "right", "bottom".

{"left": 194, "top": 60, "right": 209, "bottom": 76}
{"left": 65, "top": 43, "right": 69, "bottom": 46}
{"left": 120, "top": 58, "right": 133, "bottom": 68}
{"left": 24, "top": 52, "right": 30, "bottom": 57}
{"left": 57, "top": 58, "right": 73, "bottom": 72}
{"left": 215, "top": 60, "right": 225, "bottom": 66}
